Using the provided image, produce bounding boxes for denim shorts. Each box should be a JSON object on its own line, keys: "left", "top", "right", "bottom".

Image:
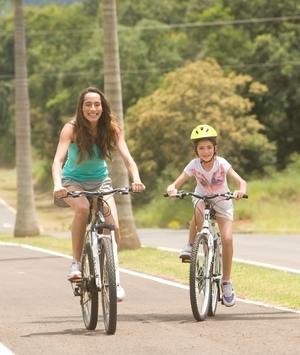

{"left": 54, "top": 177, "right": 112, "bottom": 208}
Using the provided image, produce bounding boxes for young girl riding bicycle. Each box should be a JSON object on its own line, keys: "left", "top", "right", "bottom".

{"left": 166, "top": 124, "right": 247, "bottom": 307}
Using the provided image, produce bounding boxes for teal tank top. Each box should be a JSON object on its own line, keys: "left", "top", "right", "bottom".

{"left": 62, "top": 143, "right": 108, "bottom": 182}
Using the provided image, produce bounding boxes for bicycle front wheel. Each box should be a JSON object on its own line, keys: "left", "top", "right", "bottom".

{"left": 81, "top": 241, "right": 99, "bottom": 330}
{"left": 189, "top": 233, "right": 211, "bottom": 321}
{"left": 99, "top": 236, "right": 117, "bottom": 335}
{"left": 208, "top": 233, "right": 222, "bottom": 317}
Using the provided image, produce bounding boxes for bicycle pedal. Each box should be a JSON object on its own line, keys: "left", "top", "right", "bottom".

{"left": 70, "top": 277, "right": 82, "bottom": 283}
{"left": 181, "top": 258, "right": 190, "bottom": 263}
{"left": 70, "top": 279, "right": 83, "bottom": 297}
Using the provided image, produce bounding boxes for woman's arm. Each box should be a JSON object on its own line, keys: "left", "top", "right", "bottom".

{"left": 115, "top": 131, "right": 145, "bottom": 191}
{"left": 52, "top": 123, "right": 73, "bottom": 193}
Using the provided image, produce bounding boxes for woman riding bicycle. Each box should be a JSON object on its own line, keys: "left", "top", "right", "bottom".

{"left": 166, "top": 124, "right": 247, "bottom": 307}
{"left": 52, "top": 87, "right": 145, "bottom": 301}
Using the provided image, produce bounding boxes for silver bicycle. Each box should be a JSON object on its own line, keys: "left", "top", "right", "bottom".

{"left": 65, "top": 187, "right": 134, "bottom": 334}
{"left": 166, "top": 190, "right": 248, "bottom": 321}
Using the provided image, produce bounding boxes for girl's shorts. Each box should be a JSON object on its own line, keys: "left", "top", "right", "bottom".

{"left": 192, "top": 196, "right": 234, "bottom": 221}
{"left": 54, "top": 177, "right": 113, "bottom": 208}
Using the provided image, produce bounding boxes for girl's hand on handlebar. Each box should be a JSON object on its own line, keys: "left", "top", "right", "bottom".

{"left": 166, "top": 186, "right": 178, "bottom": 197}
{"left": 233, "top": 190, "right": 247, "bottom": 200}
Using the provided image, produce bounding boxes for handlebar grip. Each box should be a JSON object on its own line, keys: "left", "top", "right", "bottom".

{"left": 163, "top": 193, "right": 169, "bottom": 197}
{"left": 243, "top": 194, "right": 248, "bottom": 199}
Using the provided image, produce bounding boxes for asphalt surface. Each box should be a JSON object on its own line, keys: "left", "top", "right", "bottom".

{"left": 1, "top": 197, "right": 300, "bottom": 354}
{"left": 1, "top": 244, "right": 300, "bottom": 355}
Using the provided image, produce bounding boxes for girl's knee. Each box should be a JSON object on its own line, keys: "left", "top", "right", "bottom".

{"left": 221, "top": 235, "right": 233, "bottom": 248}
{"left": 75, "top": 204, "right": 90, "bottom": 218}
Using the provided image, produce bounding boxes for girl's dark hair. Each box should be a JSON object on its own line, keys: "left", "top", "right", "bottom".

{"left": 193, "top": 138, "right": 217, "bottom": 149}
{"left": 71, "top": 87, "right": 120, "bottom": 164}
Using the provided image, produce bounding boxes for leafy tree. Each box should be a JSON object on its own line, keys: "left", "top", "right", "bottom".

{"left": 1, "top": 0, "right": 299, "bottom": 181}
{"left": 125, "top": 58, "right": 275, "bottom": 200}
{"left": 201, "top": 0, "right": 300, "bottom": 168}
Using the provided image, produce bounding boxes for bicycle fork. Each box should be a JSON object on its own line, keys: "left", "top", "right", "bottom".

{"left": 200, "top": 208, "right": 214, "bottom": 281}
{"left": 90, "top": 228, "right": 121, "bottom": 290}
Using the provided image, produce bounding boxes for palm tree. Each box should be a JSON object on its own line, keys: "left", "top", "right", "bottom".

{"left": 102, "top": 0, "right": 140, "bottom": 250}
{"left": 14, "top": 0, "right": 39, "bottom": 237}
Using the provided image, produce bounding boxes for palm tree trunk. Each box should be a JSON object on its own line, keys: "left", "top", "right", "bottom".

{"left": 14, "top": 0, "right": 40, "bottom": 237}
{"left": 102, "top": 0, "right": 140, "bottom": 250}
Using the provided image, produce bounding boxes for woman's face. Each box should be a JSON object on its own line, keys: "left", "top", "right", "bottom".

{"left": 82, "top": 92, "right": 103, "bottom": 123}
{"left": 195, "top": 139, "right": 217, "bottom": 162}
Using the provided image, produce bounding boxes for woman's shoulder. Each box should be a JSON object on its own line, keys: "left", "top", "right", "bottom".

{"left": 60, "top": 120, "right": 75, "bottom": 141}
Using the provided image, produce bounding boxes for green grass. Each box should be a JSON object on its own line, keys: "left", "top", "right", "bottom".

{"left": 1, "top": 234, "right": 299, "bottom": 311}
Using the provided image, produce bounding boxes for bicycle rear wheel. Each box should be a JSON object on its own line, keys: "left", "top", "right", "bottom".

{"left": 189, "top": 233, "right": 211, "bottom": 321}
{"left": 208, "top": 233, "right": 222, "bottom": 317}
{"left": 80, "top": 240, "right": 99, "bottom": 330}
{"left": 99, "top": 236, "right": 117, "bottom": 335}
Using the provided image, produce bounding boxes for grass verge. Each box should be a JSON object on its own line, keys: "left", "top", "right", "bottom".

{"left": 1, "top": 234, "right": 299, "bottom": 311}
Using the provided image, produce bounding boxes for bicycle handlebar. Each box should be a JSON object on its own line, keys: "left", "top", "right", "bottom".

{"left": 164, "top": 190, "right": 248, "bottom": 200}
{"left": 62, "top": 187, "right": 135, "bottom": 199}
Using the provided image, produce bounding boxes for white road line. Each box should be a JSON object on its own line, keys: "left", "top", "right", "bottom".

{"left": 0, "top": 343, "right": 15, "bottom": 355}
{"left": 0, "top": 198, "right": 16, "bottom": 214}
{"left": 1, "top": 242, "right": 300, "bottom": 315}
{"left": 157, "top": 246, "right": 300, "bottom": 274}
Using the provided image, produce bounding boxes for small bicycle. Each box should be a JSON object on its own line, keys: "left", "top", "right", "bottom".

{"left": 165, "top": 190, "right": 248, "bottom": 322}
{"left": 63, "top": 187, "right": 134, "bottom": 334}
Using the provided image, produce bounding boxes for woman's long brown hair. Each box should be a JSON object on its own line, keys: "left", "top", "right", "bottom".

{"left": 71, "top": 87, "right": 120, "bottom": 164}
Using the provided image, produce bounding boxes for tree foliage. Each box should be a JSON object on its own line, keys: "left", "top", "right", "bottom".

{"left": 125, "top": 59, "right": 275, "bottom": 199}
{"left": 0, "top": 0, "right": 299, "bottom": 182}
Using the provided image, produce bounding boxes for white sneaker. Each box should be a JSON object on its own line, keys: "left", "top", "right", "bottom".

{"left": 179, "top": 243, "right": 192, "bottom": 259}
{"left": 117, "top": 284, "right": 126, "bottom": 302}
{"left": 222, "top": 281, "right": 235, "bottom": 307}
{"left": 67, "top": 259, "right": 82, "bottom": 280}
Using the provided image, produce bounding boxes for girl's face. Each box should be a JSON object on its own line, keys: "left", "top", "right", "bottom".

{"left": 82, "top": 92, "right": 103, "bottom": 123}
{"left": 195, "top": 139, "right": 217, "bottom": 162}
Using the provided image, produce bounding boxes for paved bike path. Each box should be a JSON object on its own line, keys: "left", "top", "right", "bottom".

{"left": 0, "top": 244, "right": 299, "bottom": 355}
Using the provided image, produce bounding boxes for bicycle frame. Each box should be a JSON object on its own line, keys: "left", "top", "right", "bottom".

{"left": 65, "top": 187, "right": 136, "bottom": 334}
{"left": 89, "top": 207, "right": 120, "bottom": 290}
{"left": 197, "top": 201, "right": 221, "bottom": 286}
{"left": 165, "top": 190, "right": 247, "bottom": 321}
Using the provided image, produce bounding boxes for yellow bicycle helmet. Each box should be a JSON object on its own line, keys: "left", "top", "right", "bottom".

{"left": 190, "top": 124, "right": 217, "bottom": 142}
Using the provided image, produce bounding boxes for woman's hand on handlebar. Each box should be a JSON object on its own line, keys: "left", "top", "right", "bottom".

{"left": 53, "top": 185, "right": 68, "bottom": 198}
{"left": 131, "top": 181, "right": 146, "bottom": 193}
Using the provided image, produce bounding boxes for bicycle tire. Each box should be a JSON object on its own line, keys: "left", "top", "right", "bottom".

{"left": 189, "top": 233, "right": 211, "bottom": 321}
{"left": 208, "top": 233, "right": 222, "bottom": 317}
{"left": 80, "top": 239, "right": 99, "bottom": 330}
{"left": 99, "top": 236, "right": 117, "bottom": 335}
